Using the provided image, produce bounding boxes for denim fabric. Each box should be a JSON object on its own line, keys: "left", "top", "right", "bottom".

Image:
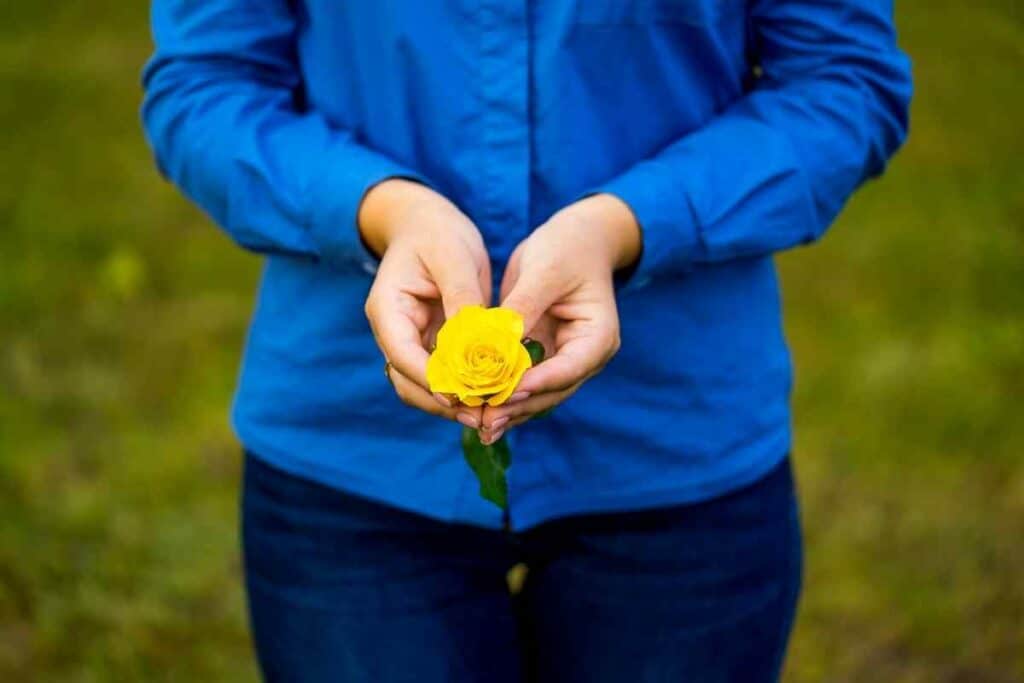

{"left": 242, "top": 451, "right": 802, "bottom": 682}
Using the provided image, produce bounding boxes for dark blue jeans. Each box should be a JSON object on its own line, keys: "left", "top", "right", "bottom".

{"left": 242, "top": 453, "right": 802, "bottom": 682}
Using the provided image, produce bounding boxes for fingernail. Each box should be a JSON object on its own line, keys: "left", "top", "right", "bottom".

{"left": 433, "top": 392, "right": 452, "bottom": 408}
{"left": 508, "top": 392, "right": 530, "bottom": 404}
{"left": 457, "top": 412, "right": 479, "bottom": 429}
{"left": 488, "top": 416, "right": 509, "bottom": 432}
{"left": 488, "top": 428, "right": 505, "bottom": 444}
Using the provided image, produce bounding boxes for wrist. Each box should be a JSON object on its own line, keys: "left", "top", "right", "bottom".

{"left": 358, "top": 178, "right": 439, "bottom": 256}
{"left": 570, "top": 193, "right": 642, "bottom": 271}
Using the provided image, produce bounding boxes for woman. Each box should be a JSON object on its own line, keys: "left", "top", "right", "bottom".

{"left": 142, "top": 1, "right": 911, "bottom": 680}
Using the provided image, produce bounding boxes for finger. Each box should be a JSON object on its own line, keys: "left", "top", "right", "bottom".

{"left": 501, "top": 285, "right": 560, "bottom": 339}
{"left": 478, "top": 253, "right": 493, "bottom": 307}
{"left": 390, "top": 367, "right": 482, "bottom": 427}
{"left": 477, "top": 406, "right": 539, "bottom": 444}
{"left": 503, "top": 413, "right": 534, "bottom": 430}
{"left": 480, "top": 411, "right": 540, "bottom": 441}
{"left": 497, "top": 411, "right": 532, "bottom": 432}
{"left": 498, "top": 241, "right": 525, "bottom": 303}
{"left": 367, "top": 297, "right": 432, "bottom": 389}
{"left": 481, "top": 383, "right": 580, "bottom": 429}
{"left": 428, "top": 242, "right": 489, "bottom": 318}
{"left": 515, "top": 330, "right": 616, "bottom": 396}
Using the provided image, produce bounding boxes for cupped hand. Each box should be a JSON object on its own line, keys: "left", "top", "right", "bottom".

{"left": 360, "top": 179, "right": 490, "bottom": 429}
{"left": 479, "top": 193, "right": 642, "bottom": 443}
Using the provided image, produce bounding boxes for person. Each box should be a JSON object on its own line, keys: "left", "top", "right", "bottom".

{"left": 142, "top": 1, "right": 911, "bottom": 680}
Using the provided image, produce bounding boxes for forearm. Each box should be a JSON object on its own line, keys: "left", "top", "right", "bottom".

{"left": 142, "top": 0, "right": 426, "bottom": 272}
{"left": 358, "top": 179, "right": 449, "bottom": 258}
{"left": 564, "top": 194, "right": 643, "bottom": 272}
{"left": 590, "top": 0, "right": 912, "bottom": 285}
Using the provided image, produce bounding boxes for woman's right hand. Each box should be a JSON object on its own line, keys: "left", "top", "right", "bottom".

{"left": 359, "top": 179, "right": 491, "bottom": 429}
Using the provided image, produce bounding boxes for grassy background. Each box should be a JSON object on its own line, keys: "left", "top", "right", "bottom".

{"left": 1, "top": 1, "right": 1021, "bottom": 680}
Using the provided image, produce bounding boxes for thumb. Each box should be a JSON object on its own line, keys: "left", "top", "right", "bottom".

{"left": 433, "top": 249, "right": 489, "bottom": 319}
{"left": 500, "top": 268, "right": 559, "bottom": 336}
{"left": 498, "top": 242, "right": 525, "bottom": 303}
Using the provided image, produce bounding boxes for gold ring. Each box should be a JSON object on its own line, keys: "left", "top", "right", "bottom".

{"left": 383, "top": 360, "right": 395, "bottom": 387}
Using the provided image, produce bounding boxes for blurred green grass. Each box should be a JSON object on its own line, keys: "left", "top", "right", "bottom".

{"left": 0, "top": 1, "right": 1021, "bottom": 681}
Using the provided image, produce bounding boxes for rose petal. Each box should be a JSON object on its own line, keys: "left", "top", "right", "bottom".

{"left": 428, "top": 305, "right": 529, "bottom": 405}
{"left": 426, "top": 351, "right": 460, "bottom": 394}
{"left": 459, "top": 393, "right": 484, "bottom": 407}
{"left": 491, "top": 307, "right": 525, "bottom": 339}
{"left": 486, "top": 343, "right": 533, "bottom": 406}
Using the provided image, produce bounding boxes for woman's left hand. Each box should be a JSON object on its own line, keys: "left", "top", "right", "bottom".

{"left": 479, "top": 193, "right": 642, "bottom": 443}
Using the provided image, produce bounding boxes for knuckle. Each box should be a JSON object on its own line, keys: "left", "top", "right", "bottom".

{"left": 610, "top": 332, "right": 622, "bottom": 356}
{"left": 363, "top": 295, "right": 378, "bottom": 322}
{"left": 392, "top": 384, "right": 413, "bottom": 406}
{"left": 535, "top": 259, "right": 561, "bottom": 286}
{"left": 602, "top": 327, "right": 622, "bottom": 358}
{"left": 530, "top": 404, "right": 552, "bottom": 418}
{"left": 516, "top": 296, "right": 542, "bottom": 322}
{"left": 446, "top": 283, "right": 476, "bottom": 302}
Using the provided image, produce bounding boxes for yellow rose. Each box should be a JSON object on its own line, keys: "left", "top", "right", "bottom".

{"left": 426, "top": 305, "right": 533, "bottom": 407}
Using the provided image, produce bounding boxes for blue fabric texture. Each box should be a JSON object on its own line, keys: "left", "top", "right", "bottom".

{"left": 243, "top": 452, "right": 803, "bottom": 683}
{"left": 142, "top": 1, "right": 912, "bottom": 530}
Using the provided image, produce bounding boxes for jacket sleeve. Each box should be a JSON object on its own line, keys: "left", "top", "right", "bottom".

{"left": 595, "top": 0, "right": 913, "bottom": 290}
{"left": 141, "top": 0, "right": 425, "bottom": 273}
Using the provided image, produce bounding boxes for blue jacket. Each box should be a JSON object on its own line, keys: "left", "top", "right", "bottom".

{"left": 142, "top": 0, "right": 911, "bottom": 530}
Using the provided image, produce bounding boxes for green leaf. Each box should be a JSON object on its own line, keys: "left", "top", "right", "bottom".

{"left": 461, "top": 427, "right": 511, "bottom": 509}
{"left": 523, "top": 338, "right": 546, "bottom": 365}
{"left": 459, "top": 340, "right": 545, "bottom": 509}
